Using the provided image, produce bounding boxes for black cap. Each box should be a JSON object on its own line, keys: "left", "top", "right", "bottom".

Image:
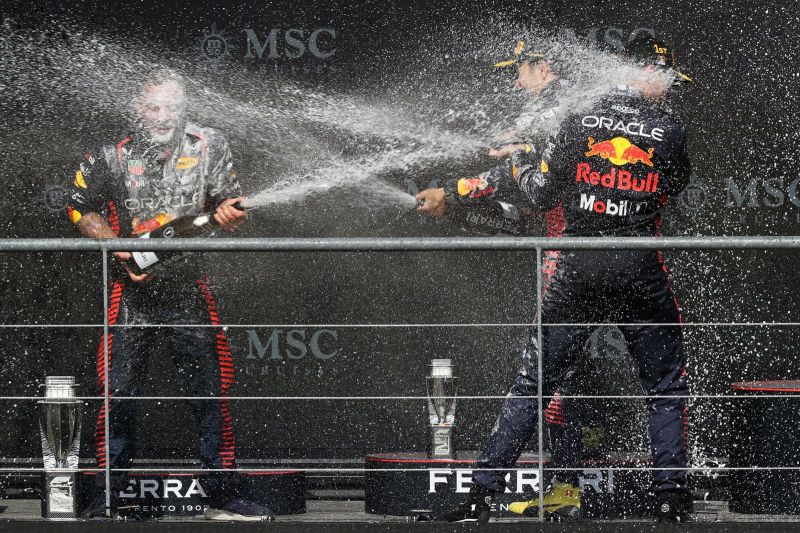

{"left": 494, "top": 39, "right": 546, "bottom": 69}
{"left": 623, "top": 35, "right": 692, "bottom": 83}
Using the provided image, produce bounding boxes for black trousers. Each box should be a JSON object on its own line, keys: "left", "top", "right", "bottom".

{"left": 474, "top": 250, "right": 688, "bottom": 494}
{"left": 94, "top": 276, "right": 236, "bottom": 495}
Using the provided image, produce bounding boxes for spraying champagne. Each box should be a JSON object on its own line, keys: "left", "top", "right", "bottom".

{"left": 416, "top": 184, "right": 526, "bottom": 236}
{"left": 128, "top": 202, "right": 245, "bottom": 276}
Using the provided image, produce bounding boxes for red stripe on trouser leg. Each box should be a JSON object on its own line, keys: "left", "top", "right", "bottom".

{"left": 544, "top": 204, "right": 565, "bottom": 238}
{"left": 544, "top": 391, "right": 564, "bottom": 426}
{"left": 196, "top": 277, "right": 236, "bottom": 469}
{"left": 682, "top": 405, "right": 689, "bottom": 448}
{"left": 107, "top": 201, "right": 120, "bottom": 237}
{"left": 95, "top": 280, "right": 125, "bottom": 469}
{"left": 655, "top": 245, "right": 684, "bottom": 326}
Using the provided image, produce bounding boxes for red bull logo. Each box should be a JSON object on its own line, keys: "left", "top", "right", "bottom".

{"left": 585, "top": 137, "right": 654, "bottom": 167}
{"left": 576, "top": 163, "right": 660, "bottom": 193}
{"left": 457, "top": 176, "right": 495, "bottom": 198}
{"left": 176, "top": 156, "right": 199, "bottom": 170}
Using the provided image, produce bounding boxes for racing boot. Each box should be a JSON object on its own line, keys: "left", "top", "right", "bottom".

{"left": 440, "top": 484, "right": 495, "bottom": 523}
{"left": 81, "top": 490, "right": 114, "bottom": 520}
{"left": 508, "top": 480, "right": 581, "bottom": 519}
{"left": 655, "top": 489, "right": 693, "bottom": 522}
{"left": 205, "top": 497, "right": 275, "bottom": 522}
{"left": 80, "top": 490, "right": 141, "bottom": 520}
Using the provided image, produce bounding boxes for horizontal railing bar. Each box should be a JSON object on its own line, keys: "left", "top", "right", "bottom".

{"left": 0, "top": 467, "right": 794, "bottom": 472}
{"left": 3, "top": 322, "right": 800, "bottom": 328}
{"left": 0, "top": 457, "right": 366, "bottom": 464}
{"left": 3, "top": 236, "right": 800, "bottom": 252}
{"left": 3, "top": 395, "right": 797, "bottom": 400}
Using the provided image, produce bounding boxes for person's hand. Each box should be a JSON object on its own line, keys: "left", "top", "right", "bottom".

{"left": 415, "top": 188, "right": 447, "bottom": 218}
{"left": 113, "top": 251, "right": 151, "bottom": 283}
{"left": 488, "top": 143, "right": 528, "bottom": 159}
{"left": 214, "top": 196, "right": 248, "bottom": 231}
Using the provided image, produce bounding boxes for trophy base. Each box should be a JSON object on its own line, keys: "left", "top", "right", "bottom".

{"left": 81, "top": 471, "right": 306, "bottom": 518}
{"left": 40, "top": 471, "right": 80, "bottom": 520}
{"left": 428, "top": 426, "right": 455, "bottom": 458}
{"left": 364, "top": 451, "right": 653, "bottom": 519}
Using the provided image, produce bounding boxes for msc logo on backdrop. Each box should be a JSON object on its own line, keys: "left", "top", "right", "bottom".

{"left": 678, "top": 182, "right": 709, "bottom": 211}
{"left": 200, "top": 26, "right": 336, "bottom": 72}
{"left": 242, "top": 328, "right": 341, "bottom": 379}
{"left": 43, "top": 185, "right": 69, "bottom": 213}
{"left": 246, "top": 328, "right": 339, "bottom": 361}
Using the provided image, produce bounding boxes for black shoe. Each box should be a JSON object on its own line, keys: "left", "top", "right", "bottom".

{"left": 204, "top": 497, "right": 275, "bottom": 522}
{"left": 655, "top": 490, "right": 693, "bottom": 522}
{"left": 440, "top": 484, "right": 494, "bottom": 523}
{"left": 80, "top": 491, "right": 117, "bottom": 520}
{"left": 80, "top": 491, "right": 142, "bottom": 520}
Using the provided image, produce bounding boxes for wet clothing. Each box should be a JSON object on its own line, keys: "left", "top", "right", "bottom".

{"left": 96, "top": 276, "right": 236, "bottom": 492}
{"left": 473, "top": 86, "right": 691, "bottom": 494}
{"left": 65, "top": 123, "right": 241, "bottom": 492}
{"left": 66, "top": 122, "right": 240, "bottom": 236}
{"left": 444, "top": 81, "right": 571, "bottom": 236}
{"left": 516, "top": 86, "right": 690, "bottom": 236}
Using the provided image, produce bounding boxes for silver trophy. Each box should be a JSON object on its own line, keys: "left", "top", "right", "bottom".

{"left": 38, "top": 376, "right": 83, "bottom": 519}
{"left": 426, "top": 359, "right": 457, "bottom": 458}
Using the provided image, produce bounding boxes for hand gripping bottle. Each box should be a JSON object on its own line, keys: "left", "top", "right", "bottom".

{"left": 128, "top": 202, "right": 244, "bottom": 275}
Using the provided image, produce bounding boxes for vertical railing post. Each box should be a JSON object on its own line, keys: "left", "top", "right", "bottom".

{"left": 536, "top": 247, "right": 544, "bottom": 521}
{"left": 101, "top": 247, "right": 111, "bottom": 516}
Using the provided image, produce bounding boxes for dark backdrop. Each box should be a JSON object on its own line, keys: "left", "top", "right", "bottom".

{"left": 1, "top": 0, "right": 799, "bottom": 474}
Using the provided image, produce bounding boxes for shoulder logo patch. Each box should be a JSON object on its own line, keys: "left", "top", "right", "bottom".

{"left": 74, "top": 170, "right": 87, "bottom": 189}
{"left": 176, "top": 156, "right": 199, "bottom": 170}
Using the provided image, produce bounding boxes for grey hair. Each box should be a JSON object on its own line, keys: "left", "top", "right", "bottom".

{"left": 139, "top": 67, "right": 185, "bottom": 92}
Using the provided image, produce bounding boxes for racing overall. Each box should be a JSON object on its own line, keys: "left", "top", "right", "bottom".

{"left": 444, "top": 79, "right": 580, "bottom": 476}
{"left": 471, "top": 86, "right": 691, "bottom": 495}
{"left": 65, "top": 123, "right": 241, "bottom": 495}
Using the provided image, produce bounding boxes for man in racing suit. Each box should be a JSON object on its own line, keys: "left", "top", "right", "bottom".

{"left": 432, "top": 36, "right": 693, "bottom": 522}
{"left": 416, "top": 39, "right": 586, "bottom": 515}
{"left": 65, "top": 68, "right": 271, "bottom": 521}
{"left": 417, "top": 39, "right": 569, "bottom": 239}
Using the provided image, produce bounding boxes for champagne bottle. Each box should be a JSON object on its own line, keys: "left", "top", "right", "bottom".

{"left": 128, "top": 203, "right": 243, "bottom": 275}
{"left": 447, "top": 200, "right": 527, "bottom": 236}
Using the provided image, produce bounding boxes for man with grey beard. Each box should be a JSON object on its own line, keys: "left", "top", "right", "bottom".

{"left": 65, "top": 68, "right": 270, "bottom": 522}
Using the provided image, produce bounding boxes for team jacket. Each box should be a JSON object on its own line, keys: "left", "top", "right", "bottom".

{"left": 444, "top": 80, "right": 571, "bottom": 236}
{"left": 65, "top": 122, "right": 241, "bottom": 238}
{"left": 514, "top": 85, "right": 690, "bottom": 236}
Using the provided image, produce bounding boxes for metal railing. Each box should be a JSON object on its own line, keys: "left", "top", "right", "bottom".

{"left": 3, "top": 236, "right": 800, "bottom": 521}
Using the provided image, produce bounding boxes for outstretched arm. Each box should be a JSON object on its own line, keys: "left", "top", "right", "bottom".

{"left": 205, "top": 134, "right": 247, "bottom": 231}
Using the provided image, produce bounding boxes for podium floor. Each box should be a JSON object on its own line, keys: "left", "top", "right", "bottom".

{"left": 1, "top": 491, "right": 800, "bottom": 532}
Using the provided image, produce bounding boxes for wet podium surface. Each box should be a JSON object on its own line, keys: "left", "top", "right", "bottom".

{"left": 2, "top": 492, "right": 800, "bottom": 532}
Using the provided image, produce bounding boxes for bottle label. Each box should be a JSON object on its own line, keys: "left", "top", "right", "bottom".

{"left": 132, "top": 251, "right": 159, "bottom": 270}
{"left": 193, "top": 214, "right": 211, "bottom": 227}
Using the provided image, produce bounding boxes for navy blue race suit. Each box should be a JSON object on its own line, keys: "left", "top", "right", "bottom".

{"left": 443, "top": 80, "right": 571, "bottom": 238}
{"left": 472, "top": 85, "right": 691, "bottom": 495}
{"left": 65, "top": 123, "right": 241, "bottom": 495}
{"left": 442, "top": 80, "right": 578, "bottom": 477}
